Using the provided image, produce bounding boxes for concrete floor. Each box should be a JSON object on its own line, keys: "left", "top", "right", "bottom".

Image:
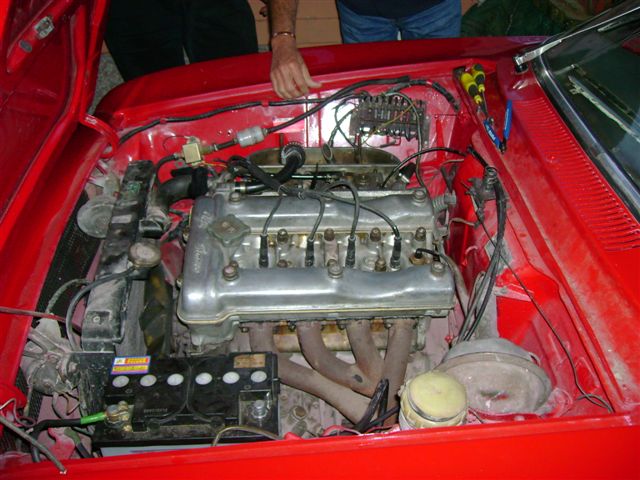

{"left": 91, "top": 53, "right": 123, "bottom": 113}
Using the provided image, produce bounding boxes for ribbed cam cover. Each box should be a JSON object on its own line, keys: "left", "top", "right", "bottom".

{"left": 178, "top": 191, "right": 455, "bottom": 333}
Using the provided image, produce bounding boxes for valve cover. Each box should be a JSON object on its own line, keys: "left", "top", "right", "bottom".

{"left": 178, "top": 190, "right": 455, "bottom": 345}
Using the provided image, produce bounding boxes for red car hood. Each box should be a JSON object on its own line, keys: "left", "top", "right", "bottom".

{"left": 0, "top": 0, "right": 106, "bottom": 223}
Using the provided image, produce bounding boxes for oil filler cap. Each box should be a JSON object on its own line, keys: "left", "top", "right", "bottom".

{"left": 399, "top": 371, "right": 467, "bottom": 430}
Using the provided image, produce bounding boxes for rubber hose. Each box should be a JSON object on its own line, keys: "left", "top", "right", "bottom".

{"left": 30, "top": 419, "right": 81, "bottom": 463}
{"left": 237, "top": 143, "right": 305, "bottom": 194}
{"left": 156, "top": 166, "right": 209, "bottom": 208}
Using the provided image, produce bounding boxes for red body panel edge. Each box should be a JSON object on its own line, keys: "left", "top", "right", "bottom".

{"left": 0, "top": 22, "right": 639, "bottom": 477}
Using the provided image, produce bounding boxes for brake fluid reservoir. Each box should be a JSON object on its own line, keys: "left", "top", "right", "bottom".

{"left": 399, "top": 371, "right": 467, "bottom": 430}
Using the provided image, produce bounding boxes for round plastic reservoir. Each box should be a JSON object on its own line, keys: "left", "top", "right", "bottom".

{"left": 399, "top": 371, "right": 467, "bottom": 430}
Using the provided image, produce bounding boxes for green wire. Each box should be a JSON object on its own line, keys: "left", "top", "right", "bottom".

{"left": 80, "top": 412, "right": 106, "bottom": 425}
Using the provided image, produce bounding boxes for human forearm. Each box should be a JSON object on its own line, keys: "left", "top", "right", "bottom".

{"left": 269, "top": 0, "right": 298, "bottom": 33}
{"left": 268, "top": 0, "right": 320, "bottom": 98}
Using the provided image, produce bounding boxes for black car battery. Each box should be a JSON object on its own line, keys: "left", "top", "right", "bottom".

{"left": 93, "top": 352, "right": 279, "bottom": 455}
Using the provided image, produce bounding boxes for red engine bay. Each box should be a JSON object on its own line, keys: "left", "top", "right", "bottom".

{"left": 1, "top": 1, "right": 639, "bottom": 478}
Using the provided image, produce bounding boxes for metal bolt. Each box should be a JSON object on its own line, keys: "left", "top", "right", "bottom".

{"left": 251, "top": 399, "right": 268, "bottom": 420}
{"left": 229, "top": 191, "right": 243, "bottom": 203}
{"left": 176, "top": 275, "right": 183, "bottom": 288}
{"left": 106, "top": 404, "right": 119, "bottom": 416}
{"left": 409, "top": 253, "right": 426, "bottom": 265}
{"left": 324, "top": 228, "right": 335, "bottom": 242}
{"left": 91, "top": 315, "right": 101, "bottom": 324}
{"left": 431, "top": 261, "right": 445, "bottom": 276}
{"left": 277, "top": 228, "right": 289, "bottom": 244}
{"left": 277, "top": 259, "right": 288, "bottom": 268}
{"left": 414, "top": 227, "right": 427, "bottom": 242}
{"left": 292, "top": 406, "right": 307, "bottom": 420}
{"left": 327, "top": 259, "right": 343, "bottom": 278}
{"left": 363, "top": 256, "right": 377, "bottom": 271}
{"left": 222, "top": 263, "right": 239, "bottom": 281}
{"left": 291, "top": 420, "right": 308, "bottom": 437}
{"left": 106, "top": 403, "right": 128, "bottom": 423}
{"left": 412, "top": 189, "right": 427, "bottom": 203}
{"left": 374, "top": 257, "right": 387, "bottom": 272}
{"left": 369, "top": 227, "right": 382, "bottom": 242}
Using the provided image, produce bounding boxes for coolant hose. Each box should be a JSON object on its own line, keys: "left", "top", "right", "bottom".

{"left": 144, "top": 166, "right": 211, "bottom": 236}
{"left": 157, "top": 166, "right": 210, "bottom": 207}
{"left": 234, "top": 143, "right": 305, "bottom": 194}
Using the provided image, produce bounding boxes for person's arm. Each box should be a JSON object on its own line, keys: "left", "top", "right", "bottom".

{"left": 269, "top": 0, "right": 321, "bottom": 99}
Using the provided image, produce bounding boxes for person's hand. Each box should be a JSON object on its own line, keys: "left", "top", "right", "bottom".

{"left": 270, "top": 35, "right": 321, "bottom": 99}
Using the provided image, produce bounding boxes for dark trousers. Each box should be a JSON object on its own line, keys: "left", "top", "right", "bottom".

{"left": 105, "top": 0, "right": 258, "bottom": 81}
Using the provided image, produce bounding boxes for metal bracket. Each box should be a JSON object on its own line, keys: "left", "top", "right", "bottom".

{"left": 34, "top": 16, "right": 55, "bottom": 39}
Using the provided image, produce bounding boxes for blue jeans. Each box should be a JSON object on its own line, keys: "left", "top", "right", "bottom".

{"left": 336, "top": 0, "right": 461, "bottom": 43}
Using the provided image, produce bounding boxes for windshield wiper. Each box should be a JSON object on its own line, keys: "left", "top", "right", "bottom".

{"left": 513, "top": 3, "right": 640, "bottom": 70}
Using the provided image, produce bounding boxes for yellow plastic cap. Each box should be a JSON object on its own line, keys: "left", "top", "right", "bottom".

{"left": 400, "top": 371, "right": 467, "bottom": 429}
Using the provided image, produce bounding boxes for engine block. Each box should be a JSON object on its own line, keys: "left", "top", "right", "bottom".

{"left": 178, "top": 189, "right": 455, "bottom": 345}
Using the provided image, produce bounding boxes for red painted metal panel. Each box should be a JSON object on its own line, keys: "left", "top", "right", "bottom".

{"left": 515, "top": 96, "right": 640, "bottom": 253}
{"left": 4, "top": 415, "right": 640, "bottom": 478}
{"left": 0, "top": 6, "right": 638, "bottom": 476}
{"left": 490, "top": 64, "right": 640, "bottom": 408}
{"left": 0, "top": 0, "right": 107, "bottom": 401}
{"left": 96, "top": 37, "right": 543, "bottom": 128}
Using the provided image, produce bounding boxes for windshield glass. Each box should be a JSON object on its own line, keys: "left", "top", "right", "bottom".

{"left": 543, "top": 5, "right": 640, "bottom": 193}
